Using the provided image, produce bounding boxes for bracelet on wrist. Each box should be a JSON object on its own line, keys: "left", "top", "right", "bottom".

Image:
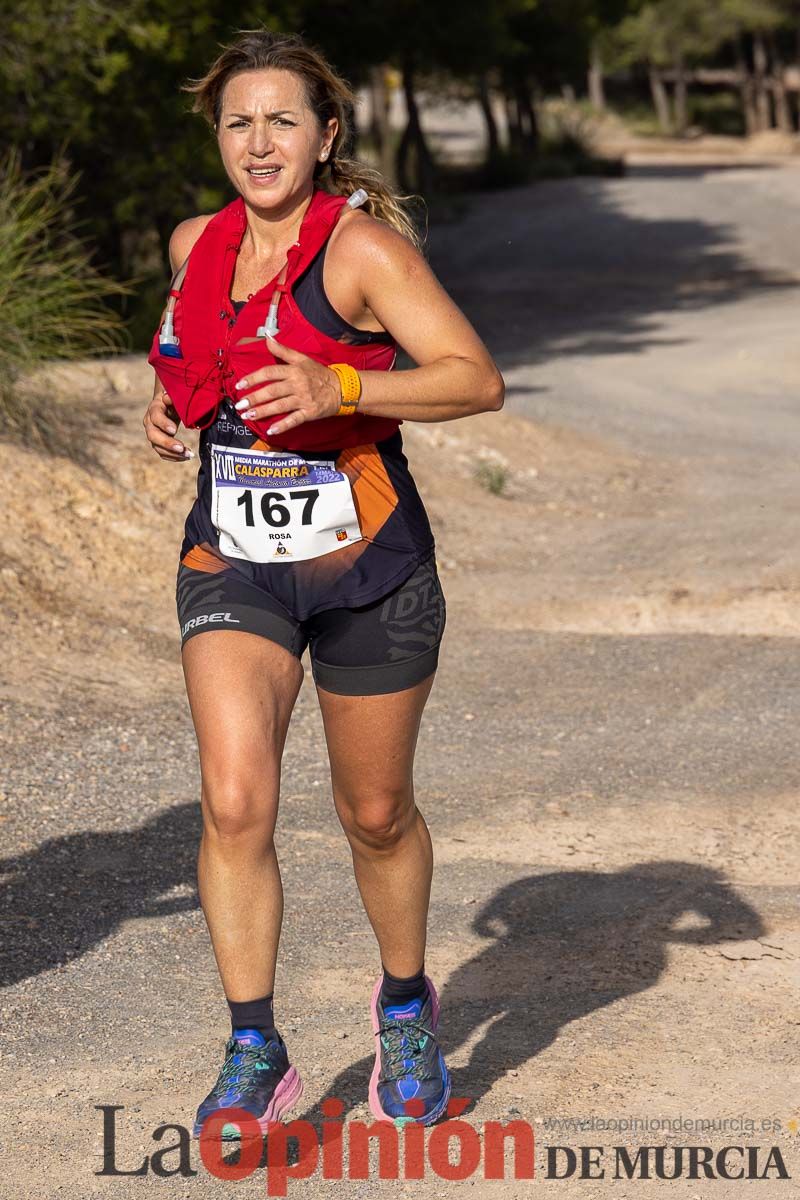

{"left": 329, "top": 363, "right": 362, "bottom": 416}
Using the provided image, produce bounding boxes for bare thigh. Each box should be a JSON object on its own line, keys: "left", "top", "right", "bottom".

{"left": 182, "top": 630, "right": 304, "bottom": 829}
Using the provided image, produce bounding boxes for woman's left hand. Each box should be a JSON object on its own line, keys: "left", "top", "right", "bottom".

{"left": 232, "top": 334, "right": 341, "bottom": 436}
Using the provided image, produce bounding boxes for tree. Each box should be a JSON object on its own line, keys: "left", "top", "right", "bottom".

{"left": 611, "top": 0, "right": 797, "bottom": 134}
{"left": 719, "top": 0, "right": 793, "bottom": 132}
{"left": 584, "top": 0, "right": 645, "bottom": 112}
{"left": 613, "top": 0, "right": 729, "bottom": 132}
{"left": 0, "top": 0, "right": 303, "bottom": 338}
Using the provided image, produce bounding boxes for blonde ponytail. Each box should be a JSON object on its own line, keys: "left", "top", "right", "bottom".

{"left": 324, "top": 156, "right": 424, "bottom": 249}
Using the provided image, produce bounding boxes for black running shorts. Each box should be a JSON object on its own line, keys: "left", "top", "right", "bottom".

{"left": 176, "top": 555, "right": 446, "bottom": 696}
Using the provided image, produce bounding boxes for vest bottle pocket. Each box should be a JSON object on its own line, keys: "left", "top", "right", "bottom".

{"left": 148, "top": 350, "right": 219, "bottom": 429}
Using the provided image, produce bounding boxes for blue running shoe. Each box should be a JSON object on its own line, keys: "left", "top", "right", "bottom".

{"left": 192, "top": 1028, "right": 303, "bottom": 1139}
{"left": 369, "top": 976, "right": 451, "bottom": 1124}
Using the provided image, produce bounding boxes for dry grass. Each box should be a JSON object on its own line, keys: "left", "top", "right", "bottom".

{"left": 0, "top": 150, "right": 131, "bottom": 453}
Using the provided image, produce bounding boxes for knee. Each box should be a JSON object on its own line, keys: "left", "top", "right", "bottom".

{"left": 338, "top": 788, "right": 416, "bottom": 852}
{"left": 201, "top": 776, "right": 276, "bottom": 845}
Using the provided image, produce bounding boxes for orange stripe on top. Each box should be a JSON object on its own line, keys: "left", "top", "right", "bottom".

{"left": 338, "top": 444, "right": 398, "bottom": 541}
{"left": 288, "top": 444, "right": 398, "bottom": 585}
{"left": 181, "top": 542, "right": 228, "bottom": 573}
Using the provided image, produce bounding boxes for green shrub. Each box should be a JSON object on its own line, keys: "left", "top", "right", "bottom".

{"left": 437, "top": 111, "right": 624, "bottom": 195}
{"left": 473, "top": 460, "right": 509, "bottom": 496}
{"left": 0, "top": 150, "right": 130, "bottom": 453}
{"left": 689, "top": 91, "right": 746, "bottom": 137}
{"left": 540, "top": 107, "right": 625, "bottom": 177}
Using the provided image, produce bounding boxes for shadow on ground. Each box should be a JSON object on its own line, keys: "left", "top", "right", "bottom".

{"left": 428, "top": 168, "right": 800, "bottom": 365}
{"left": 0, "top": 804, "right": 201, "bottom": 988}
{"left": 2, "top": 807, "right": 762, "bottom": 1122}
{"left": 307, "top": 861, "right": 762, "bottom": 1122}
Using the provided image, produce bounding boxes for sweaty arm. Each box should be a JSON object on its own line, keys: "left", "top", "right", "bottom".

{"left": 338, "top": 219, "right": 504, "bottom": 422}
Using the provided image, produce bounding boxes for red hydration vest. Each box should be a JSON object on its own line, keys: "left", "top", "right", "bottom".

{"left": 147, "top": 187, "right": 400, "bottom": 452}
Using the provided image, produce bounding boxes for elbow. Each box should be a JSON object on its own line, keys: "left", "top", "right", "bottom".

{"left": 484, "top": 368, "right": 505, "bottom": 413}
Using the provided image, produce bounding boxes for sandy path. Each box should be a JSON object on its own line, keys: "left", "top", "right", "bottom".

{"left": 3, "top": 160, "right": 800, "bottom": 1196}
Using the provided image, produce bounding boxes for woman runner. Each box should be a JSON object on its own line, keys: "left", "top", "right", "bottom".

{"left": 143, "top": 29, "right": 504, "bottom": 1135}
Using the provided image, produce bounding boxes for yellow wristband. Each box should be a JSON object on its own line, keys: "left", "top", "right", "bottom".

{"left": 329, "top": 363, "right": 362, "bottom": 415}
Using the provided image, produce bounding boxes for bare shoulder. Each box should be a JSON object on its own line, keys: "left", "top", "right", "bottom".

{"left": 168, "top": 214, "right": 216, "bottom": 272}
{"left": 329, "top": 208, "right": 428, "bottom": 279}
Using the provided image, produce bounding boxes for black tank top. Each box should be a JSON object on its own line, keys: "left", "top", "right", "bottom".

{"left": 231, "top": 241, "right": 393, "bottom": 346}
{"left": 186, "top": 236, "right": 434, "bottom": 619}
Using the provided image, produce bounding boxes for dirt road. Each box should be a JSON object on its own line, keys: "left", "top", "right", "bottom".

{"left": 3, "top": 160, "right": 800, "bottom": 1197}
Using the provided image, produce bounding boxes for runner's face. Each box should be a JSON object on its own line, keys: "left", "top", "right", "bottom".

{"left": 216, "top": 69, "right": 336, "bottom": 208}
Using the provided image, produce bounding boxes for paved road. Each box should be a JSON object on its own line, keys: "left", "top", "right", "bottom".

{"left": 4, "top": 161, "right": 800, "bottom": 1197}
{"left": 430, "top": 161, "right": 800, "bottom": 596}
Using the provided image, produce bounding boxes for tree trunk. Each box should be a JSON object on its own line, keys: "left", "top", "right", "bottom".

{"left": 769, "top": 36, "right": 793, "bottom": 133}
{"left": 477, "top": 72, "right": 500, "bottom": 159}
{"left": 649, "top": 67, "right": 672, "bottom": 133}
{"left": 737, "top": 41, "right": 758, "bottom": 135}
{"left": 368, "top": 64, "right": 394, "bottom": 182}
{"left": 396, "top": 55, "right": 437, "bottom": 194}
{"left": 753, "top": 32, "right": 772, "bottom": 130}
{"left": 515, "top": 79, "right": 539, "bottom": 153}
{"left": 673, "top": 56, "right": 688, "bottom": 134}
{"left": 504, "top": 91, "right": 523, "bottom": 151}
{"left": 772, "top": 73, "right": 793, "bottom": 132}
{"left": 740, "top": 76, "right": 759, "bottom": 134}
{"left": 344, "top": 97, "right": 359, "bottom": 157}
{"left": 588, "top": 41, "right": 606, "bottom": 111}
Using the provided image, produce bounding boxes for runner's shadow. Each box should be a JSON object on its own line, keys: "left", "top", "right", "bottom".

{"left": 0, "top": 804, "right": 201, "bottom": 987}
{"left": 309, "top": 860, "right": 763, "bottom": 1120}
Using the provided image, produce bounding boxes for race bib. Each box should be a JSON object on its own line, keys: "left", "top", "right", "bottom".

{"left": 210, "top": 444, "right": 362, "bottom": 563}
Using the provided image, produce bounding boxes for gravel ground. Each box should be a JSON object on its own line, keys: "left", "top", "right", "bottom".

{"left": 3, "top": 157, "right": 800, "bottom": 1198}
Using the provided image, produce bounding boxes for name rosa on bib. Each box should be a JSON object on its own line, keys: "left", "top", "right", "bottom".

{"left": 209, "top": 442, "right": 363, "bottom": 564}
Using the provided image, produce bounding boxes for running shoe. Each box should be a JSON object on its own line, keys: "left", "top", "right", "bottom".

{"left": 192, "top": 1028, "right": 303, "bottom": 1139}
{"left": 369, "top": 975, "right": 451, "bottom": 1124}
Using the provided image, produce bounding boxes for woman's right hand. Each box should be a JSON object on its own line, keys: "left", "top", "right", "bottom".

{"left": 143, "top": 379, "right": 194, "bottom": 461}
